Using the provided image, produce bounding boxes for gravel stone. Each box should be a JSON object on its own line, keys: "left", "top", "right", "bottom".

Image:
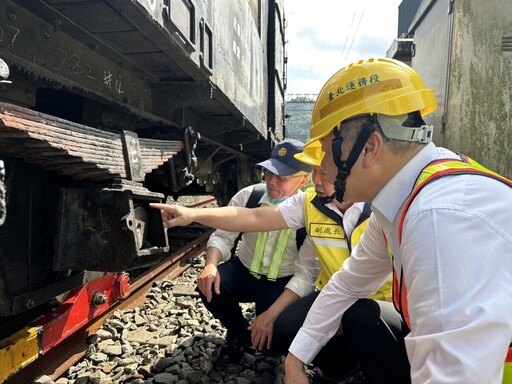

{"left": 59, "top": 258, "right": 365, "bottom": 384}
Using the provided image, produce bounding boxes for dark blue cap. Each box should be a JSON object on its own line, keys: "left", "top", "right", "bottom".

{"left": 257, "top": 139, "right": 312, "bottom": 176}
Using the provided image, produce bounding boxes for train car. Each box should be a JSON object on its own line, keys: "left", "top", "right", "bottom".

{"left": 0, "top": 0, "right": 286, "bottom": 379}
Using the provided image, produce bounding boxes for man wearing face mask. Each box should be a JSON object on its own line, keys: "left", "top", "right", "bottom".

{"left": 193, "top": 139, "right": 317, "bottom": 366}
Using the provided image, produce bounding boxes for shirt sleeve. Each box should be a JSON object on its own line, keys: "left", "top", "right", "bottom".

{"left": 206, "top": 187, "right": 253, "bottom": 261}
{"left": 402, "top": 206, "right": 512, "bottom": 384}
{"left": 284, "top": 236, "right": 319, "bottom": 298}
{"left": 289, "top": 213, "right": 392, "bottom": 363}
{"left": 278, "top": 192, "right": 306, "bottom": 230}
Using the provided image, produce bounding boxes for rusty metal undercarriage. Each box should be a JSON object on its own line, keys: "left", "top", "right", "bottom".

{"left": 0, "top": 102, "right": 199, "bottom": 317}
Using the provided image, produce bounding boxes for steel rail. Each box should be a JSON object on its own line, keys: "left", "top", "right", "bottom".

{"left": 6, "top": 227, "right": 214, "bottom": 384}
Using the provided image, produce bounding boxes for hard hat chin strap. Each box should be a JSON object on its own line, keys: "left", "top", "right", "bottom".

{"left": 318, "top": 193, "right": 336, "bottom": 204}
{"left": 332, "top": 122, "right": 375, "bottom": 202}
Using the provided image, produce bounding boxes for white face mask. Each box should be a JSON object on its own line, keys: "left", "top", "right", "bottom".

{"left": 264, "top": 184, "right": 289, "bottom": 205}
{"left": 263, "top": 176, "right": 305, "bottom": 205}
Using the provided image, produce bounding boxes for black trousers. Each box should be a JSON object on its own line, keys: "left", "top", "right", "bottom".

{"left": 198, "top": 257, "right": 292, "bottom": 340}
{"left": 272, "top": 290, "right": 359, "bottom": 379}
{"left": 342, "top": 299, "right": 411, "bottom": 384}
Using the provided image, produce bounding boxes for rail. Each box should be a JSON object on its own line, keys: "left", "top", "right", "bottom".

{"left": 5, "top": 198, "right": 216, "bottom": 384}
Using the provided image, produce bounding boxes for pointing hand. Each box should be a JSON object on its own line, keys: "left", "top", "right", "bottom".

{"left": 149, "top": 203, "right": 195, "bottom": 228}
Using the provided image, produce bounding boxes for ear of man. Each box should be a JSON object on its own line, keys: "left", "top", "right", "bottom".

{"left": 361, "top": 131, "right": 383, "bottom": 169}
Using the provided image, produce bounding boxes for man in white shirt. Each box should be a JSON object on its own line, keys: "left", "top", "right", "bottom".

{"left": 282, "top": 58, "right": 512, "bottom": 384}
{"left": 178, "top": 139, "right": 317, "bottom": 367}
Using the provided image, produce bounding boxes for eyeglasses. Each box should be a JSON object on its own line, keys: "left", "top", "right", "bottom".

{"left": 263, "top": 169, "right": 306, "bottom": 182}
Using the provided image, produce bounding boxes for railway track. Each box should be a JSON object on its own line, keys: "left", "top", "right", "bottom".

{"left": 3, "top": 195, "right": 363, "bottom": 384}
{"left": 3, "top": 198, "right": 217, "bottom": 384}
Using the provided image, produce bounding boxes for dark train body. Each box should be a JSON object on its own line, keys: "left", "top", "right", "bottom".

{"left": 0, "top": 1, "right": 286, "bottom": 373}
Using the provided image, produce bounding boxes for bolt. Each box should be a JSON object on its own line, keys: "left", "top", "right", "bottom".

{"left": 24, "top": 298, "right": 35, "bottom": 309}
{"left": 7, "top": 7, "right": 17, "bottom": 23}
{"left": 92, "top": 291, "right": 107, "bottom": 307}
{"left": 40, "top": 25, "right": 51, "bottom": 40}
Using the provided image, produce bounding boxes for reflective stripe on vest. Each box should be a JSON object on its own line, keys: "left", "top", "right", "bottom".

{"left": 394, "top": 157, "right": 512, "bottom": 329}
{"left": 250, "top": 228, "right": 292, "bottom": 281}
{"left": 504, "top": 346, "right": 512, "bottom": 384}
{"left": 394, "top": 156, "right": 512, "bottom": 383}
{"left": 398, "top": 156, "right": 512, "bottom": 245}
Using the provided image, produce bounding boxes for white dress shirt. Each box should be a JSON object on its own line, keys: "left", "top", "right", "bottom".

{"left": 207, "top": 184, "right": 318, "bottom": 298}
{"left": 289, "top": 143, "right": 512, "bottom": 383}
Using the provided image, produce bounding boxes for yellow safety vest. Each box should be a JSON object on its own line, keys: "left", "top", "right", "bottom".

{"left": 303, "top": 188, "right": 392, "bottom": 300}
{"left": 396, "top": 156, "right": 512, "bottom": 383}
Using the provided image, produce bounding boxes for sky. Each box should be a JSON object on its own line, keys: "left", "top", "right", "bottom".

{"left": 284, "top": 0, "right": 403, "bottom": 95}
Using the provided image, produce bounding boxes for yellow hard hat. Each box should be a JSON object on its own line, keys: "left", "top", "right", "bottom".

{"left": 294, "top": 140, "right": 324, "bottom": 166}
{"left": 307, "top": 57, "right": 437, "bottom": 145}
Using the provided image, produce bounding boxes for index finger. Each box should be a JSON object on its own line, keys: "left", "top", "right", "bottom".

{"left": 149, "top": 203, "right": 173, "bottom": 211}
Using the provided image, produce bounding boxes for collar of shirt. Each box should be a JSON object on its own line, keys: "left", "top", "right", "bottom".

{"left": 325, "top": 201, "right": 364, "bottom": 238}
{"left": 325, "top": 201, "right": 364, "bottom": 216}
{"left": 372, "top": 142, "right": 457, "bottom": 223}
{"left": 325, "top": 201, "right": 342, "bottom": 215}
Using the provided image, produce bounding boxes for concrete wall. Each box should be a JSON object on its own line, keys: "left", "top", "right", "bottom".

{"left": 409, "top": 0, "right": 452, "bottom": 147}
{"left": 447, "top": 0, "right": 512, "bottom": 178}
{"left": 405, "top": 0, "right": 512, "bottom": 178}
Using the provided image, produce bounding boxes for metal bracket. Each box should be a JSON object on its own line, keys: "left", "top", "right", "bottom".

{"left": 122, "top": 131, "right": 144, "bottom": 181}
{"left": 167, "top": 157, "right": 180, "bottom": 193}
{"left": 176, "top": 126, "right": 199, "bottom": 188}
{"left": 11, "top": 272, "right": 85, "bottom": 315}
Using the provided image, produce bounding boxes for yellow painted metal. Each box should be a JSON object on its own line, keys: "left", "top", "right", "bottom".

{"left": 0, "top": 327, "right": 41, "bottom": 382}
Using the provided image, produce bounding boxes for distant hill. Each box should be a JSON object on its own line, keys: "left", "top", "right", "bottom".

{"left": 284, "top": 96, "right": 315, "bottom": 144}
